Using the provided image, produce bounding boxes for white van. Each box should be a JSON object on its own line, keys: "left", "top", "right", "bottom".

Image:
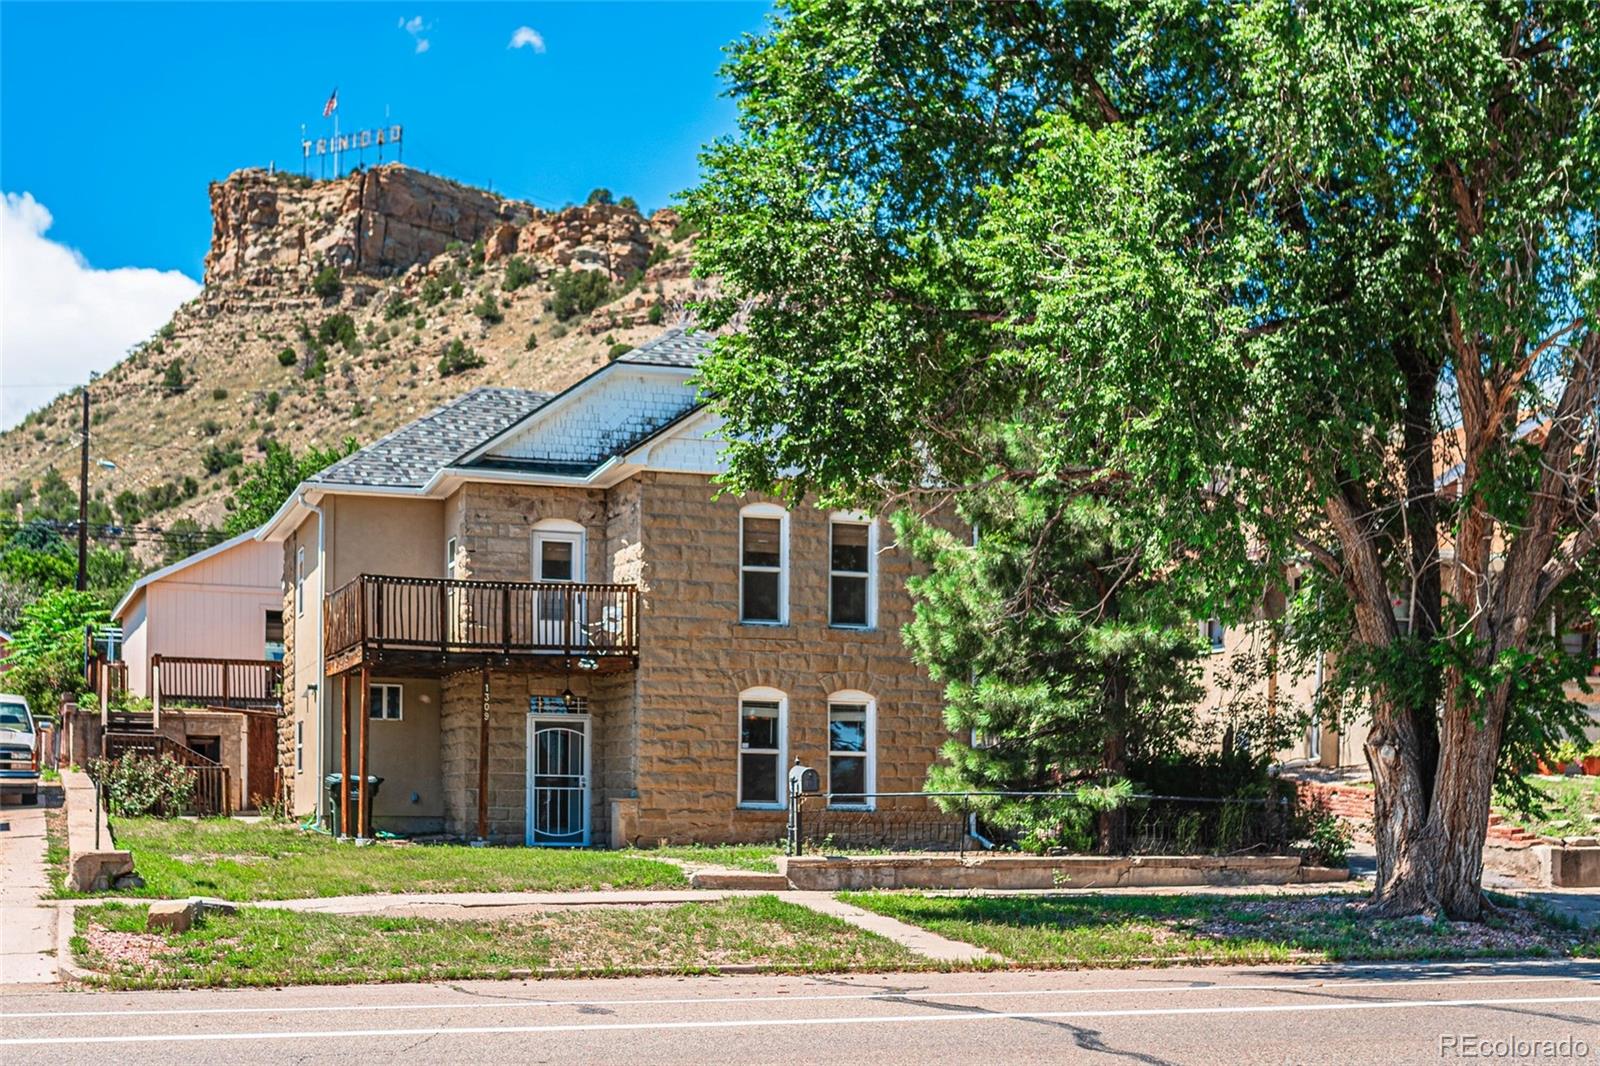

{"left": 0, "top": 695, "right": 40, "bottom": 805}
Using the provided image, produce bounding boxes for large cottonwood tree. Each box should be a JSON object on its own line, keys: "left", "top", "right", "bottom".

{"left": 686, "top": 1, "right": 1599, "bottom": 918}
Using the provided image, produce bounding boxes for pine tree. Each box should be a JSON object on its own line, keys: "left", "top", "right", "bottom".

{"left": 898, "top": 436, "right": 1207, "bottom": 850}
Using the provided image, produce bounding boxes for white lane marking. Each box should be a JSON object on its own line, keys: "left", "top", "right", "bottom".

{"left": 4, "top": 971, "right": 1595, "bottom": 1020}
{"left": 4, "top": 994, "right": 1599, "bottom": 1046}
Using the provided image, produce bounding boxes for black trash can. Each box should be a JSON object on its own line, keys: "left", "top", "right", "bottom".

{"left": 323, "top": 773, "right": 384, "bottom": 834}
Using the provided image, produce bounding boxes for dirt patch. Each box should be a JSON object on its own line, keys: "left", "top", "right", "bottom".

{"left": 1190, "top": 896, "right": 1583, "bottom": 956}
{"left": 82, "top": 926, "right": 178, "bottom": 972}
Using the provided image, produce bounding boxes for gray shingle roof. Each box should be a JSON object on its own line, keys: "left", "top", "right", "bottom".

{"left": 615, "top": 327, "right": 713, "bottom": 368}
{"left": 309, "top": 387, "right": 551, "bottom": 488}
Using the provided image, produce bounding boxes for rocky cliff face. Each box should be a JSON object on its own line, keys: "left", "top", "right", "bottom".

{"left": 206, "top": 164, "right": 675, "bottom": 289}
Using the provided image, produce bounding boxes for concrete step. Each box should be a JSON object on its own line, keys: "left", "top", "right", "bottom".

{"left": 688, "top": 870, "right": 790, "bottom": 890}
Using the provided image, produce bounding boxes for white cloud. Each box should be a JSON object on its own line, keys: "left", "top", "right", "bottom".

{"left": 509, "top": 26, "right": 545, "bottom": 53}
{"left": 0, "top": 192, "right": 200, "bottom": 430}
{"left": 399, "top": 15, "right": 431, "bottom": 54}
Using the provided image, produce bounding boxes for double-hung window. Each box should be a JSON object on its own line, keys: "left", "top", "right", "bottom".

{"left": 368, "top": 683, "right": 402, "bottom": 721}
{"left": 737, "top": 690, "right": 786, "bottom": 807}
{"left": 829, "top": 516, "right": 875, "bottom": 628}
{"left": 827, "top": 694, "right": 874, "bottom": 808}
{"left": 739, "top": 506, "right": 787, "bottom": 624}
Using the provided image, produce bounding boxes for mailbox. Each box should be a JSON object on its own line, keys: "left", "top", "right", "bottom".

{"left": 788, "top": 762, "right": 821, "bottom": 795}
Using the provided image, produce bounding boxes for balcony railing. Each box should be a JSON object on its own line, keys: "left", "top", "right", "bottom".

{"left": 324, "top": 574, "right": 640, "bottom": 666}
{"left": 152, "top": 655, "right": 284, "bottom": 710}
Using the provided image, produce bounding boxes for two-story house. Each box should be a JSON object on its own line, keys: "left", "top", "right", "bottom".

{"left": 259, "top": 329, "right": 950, "bottom": 846}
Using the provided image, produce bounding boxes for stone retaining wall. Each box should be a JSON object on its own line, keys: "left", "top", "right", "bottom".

{"left": 62, "top": 769, "right": 132, "bottom": 892}
{"left": 780, "top": 853, "right": 1346, "bottom": 891}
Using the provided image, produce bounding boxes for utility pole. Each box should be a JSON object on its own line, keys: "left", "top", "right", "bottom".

{"left": 77, "top": 386, "right": 89, "bottom": 591}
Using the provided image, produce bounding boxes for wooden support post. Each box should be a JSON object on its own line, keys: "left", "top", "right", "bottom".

{"left": 151, "top": 655, "right": 162, "bottom": 729}
{"left": 358, "top": 665, "right": 371, "bottom": 839}
{"left": 339, "top": 673, "right": 351, "bottom": 838}
{"left": 477, "top": 666, "right": 490, "bottom": 841}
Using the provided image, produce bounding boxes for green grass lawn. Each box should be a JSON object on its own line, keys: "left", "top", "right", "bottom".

{"left": 72, "top": 896, "right": 919, "bottom": 988}
{"left": 86, "top": 818, "right": 690, "bottom": 900}
{"left": 1494, "top": 774, "right": 1600, "bottom": 838}
{"left": 841, "top": 892, "right": 1600, "bottom": 966}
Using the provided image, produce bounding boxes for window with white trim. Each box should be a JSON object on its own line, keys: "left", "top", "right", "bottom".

{"left": 368, "top": 683, "right": 403, "bottom": 721}
{"left": 827, "top": 694, "right": 875, "bottom": 808}
{"left": 294, "top": 721, "right": 304, "bottom": 772}
{"left": 829, "top": 516, "right": 875, "bottom": 628}
{"left": 739, "top": 505, "right": 787, "bottom": 624}
{"left": 295, "top": 546, "right": 306, "bottom": 617}
{"left": 737, "top": 689, "right": 787, "bottom": 807}
{"left": 446, "top": 536, "right": 458, "bottom": 579}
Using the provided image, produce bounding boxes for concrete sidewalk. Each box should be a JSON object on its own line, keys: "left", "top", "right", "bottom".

{"left": 0, "top": 793, "right": 61, "bottom": 986}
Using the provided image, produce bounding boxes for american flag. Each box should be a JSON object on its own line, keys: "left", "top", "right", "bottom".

{"left": 322, "top": 88, "right": 338, "bottom": 118}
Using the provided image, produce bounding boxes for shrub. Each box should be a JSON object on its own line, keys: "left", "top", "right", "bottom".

{"left": 586, "top": 187, "right": 614, "bottom": 206}
{"left": 412, "top": 314, "right": 427, "bottom": 330}
{"left": 421, "top": 275, "right": 447, "bottom": 306}
{"left": 1294, "top": 800, "right": 1354, "bottom": 868}
{"left": 473, "top": 292, "right": 504, "bottom": 324}
{"left": 524, "top": 331, "right": 539, "bottom": 351}
{"left": 200, "top": 418, "right": 222, "bottom": 437}
{"left": 647, "top": 242, "right": 670, "bottom": 267}
{"left": 211, "top": 387, "right": 228, "bottom": 401}
{"left": 550, "top": 323, "right": 568, "bottom": 339}
{"left": 89, "top": 752, "right": 196, "bottom": 817}
{"left": 317, "top": 313, "right": 359, "bottom": 351}
{"left": 502, "top": 255, "right": 536, "bottom": 292}
{"left": 437, "top": 339, "right": 485, "bottom": 377}
{"left": 277, "top": 347, "right": 297, "bottom": 367}
{"left": 670, "top": 218, "right": 698, "bottom": 242}
{"left": 162, "top": 361, "right": 185, "bottom": 391}
{"left": 384, "top": 297, "right": 413, "bottom": 321}
{"left": 311, "top": 263, "right": 342, "bottom": 298}
{"left": 201, "top": 442, "right": 244, "bottom": 476}
{"left": 350, "top": 400, "right": 366, "bottom": 417}
{"left": 647, "top": 302, "right": 664, "bottom": 325}
{"left": 607, "top": 342, "right": 634, "bottom": 361}
{"left": 618, "top": 195, "right": 639, "bottom": 212}
{"left": 550, "top": 270, "right": 612, "bottom": 321}
{"left": 158, "top": 321, "right": 177, "bottom": 341}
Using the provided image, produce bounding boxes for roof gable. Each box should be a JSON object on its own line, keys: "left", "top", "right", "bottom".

{"left": 310, "top": 387, "right": 550, "bottom": 489}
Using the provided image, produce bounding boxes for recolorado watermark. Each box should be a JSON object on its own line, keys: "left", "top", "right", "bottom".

{"left": 1440, "top": 1034, "right": 1593, "bottom": 1059}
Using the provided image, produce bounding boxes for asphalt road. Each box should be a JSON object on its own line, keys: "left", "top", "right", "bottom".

{"left": 4, "top": 960, "right": 1598, "bottom": 1065}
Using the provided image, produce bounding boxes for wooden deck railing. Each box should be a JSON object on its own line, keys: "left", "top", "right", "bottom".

{"left": 152, "top": 655, "right": 284, "bottom": 710}
{"left": 325, "top": 574, "right": 640, "bottom": 663}
{"left": 102, "top": 731, "right": 232, "bottom": 816}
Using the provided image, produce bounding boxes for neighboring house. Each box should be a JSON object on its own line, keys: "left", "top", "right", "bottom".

{"left": 112, "top": 526, "right": 286, "bottom": 700}
{"left": 259, "top": 328, "right": 950, "bottom": 846}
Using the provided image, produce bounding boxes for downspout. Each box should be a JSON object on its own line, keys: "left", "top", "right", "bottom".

{"left": 301, "top": 492, "right": 328, "bottom": 823}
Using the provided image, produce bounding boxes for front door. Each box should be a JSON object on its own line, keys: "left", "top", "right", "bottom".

{"left": 526, "top": 714, "right": 590, "bottom": 846}
{"left": 532, "top": 531, "right": 584, "bottom": 648}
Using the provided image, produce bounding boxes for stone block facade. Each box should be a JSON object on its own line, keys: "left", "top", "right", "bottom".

{"left": 285, "top": 468, "right": 952, "bottom": 846}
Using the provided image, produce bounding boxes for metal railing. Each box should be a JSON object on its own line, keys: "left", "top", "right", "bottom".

{"left": 785, "top": 789, "right": 1294, "bottom": 858}
{"left": 152, "top": 655, "right": 283, "bottom": 710}
{"left": 324, "top": 573, "right": 640, "bottom": 662}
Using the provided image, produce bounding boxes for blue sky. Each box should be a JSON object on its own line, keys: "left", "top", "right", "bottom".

{"left": 0, "top": 2, "right": 770, "bottom": 427}
{"left": 2, "top": 2, "right": 768, "bottom": 276}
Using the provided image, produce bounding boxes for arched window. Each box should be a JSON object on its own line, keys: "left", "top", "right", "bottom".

{"left": 826, "top": 691, "right": 876, "bottom": 809}
{"left": 738, "top": 503, "right": 788, "bottom": 624}
{"left": 737, "top": 686, "right": 788, "bottom": 808}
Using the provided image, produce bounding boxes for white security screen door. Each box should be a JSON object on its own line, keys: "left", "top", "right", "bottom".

{"left": 526, "top": 714, "right": 590, "bottom": 846}
{"left": 532, "top": 531, "right": 584, "bottom": 648}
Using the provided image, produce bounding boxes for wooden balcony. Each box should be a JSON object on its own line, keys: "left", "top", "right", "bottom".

{"left": 152, "top": 655, "right": 284, "bottom": 711}
{"left": 324, "top": 573, "right": 640, "bottom": 677}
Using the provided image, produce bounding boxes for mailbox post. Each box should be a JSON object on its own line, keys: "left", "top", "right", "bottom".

{"left": 785, "top": 759, "right": 820, "bottom": 856}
